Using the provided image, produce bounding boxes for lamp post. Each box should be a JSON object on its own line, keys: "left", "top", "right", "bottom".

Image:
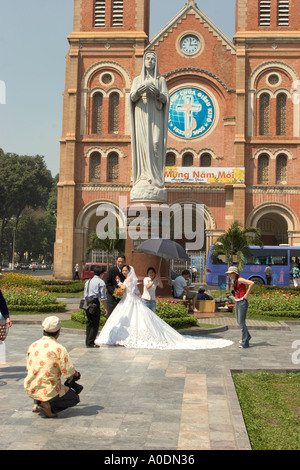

{"left": 11, "top": 227, "right": 16, "bottom": 270}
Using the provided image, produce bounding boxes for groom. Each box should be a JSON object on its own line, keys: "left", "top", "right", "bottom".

{"left": 105, "top": 255, "right": 126, "bottom": 318}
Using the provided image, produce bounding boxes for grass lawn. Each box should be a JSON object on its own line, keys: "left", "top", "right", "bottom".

{"left": 232, "top": 372, "right": 300, "bottom": 450}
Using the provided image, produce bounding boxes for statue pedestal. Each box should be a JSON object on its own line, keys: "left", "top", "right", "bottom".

{"left": 125, "top": 199, "right": 172, "bottom": 297}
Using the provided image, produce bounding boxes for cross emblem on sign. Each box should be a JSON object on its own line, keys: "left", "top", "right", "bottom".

{"left": 176, "top": 95, "right": 202, "bottom": 138}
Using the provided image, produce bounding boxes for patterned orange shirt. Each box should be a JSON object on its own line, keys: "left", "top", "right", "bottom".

{"left": 24, "top": 336, "right": 76, "bottom": 401}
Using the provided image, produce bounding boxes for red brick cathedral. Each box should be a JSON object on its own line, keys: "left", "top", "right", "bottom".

{"left": 54, "top": 0, "right": 300, "bottom": 280}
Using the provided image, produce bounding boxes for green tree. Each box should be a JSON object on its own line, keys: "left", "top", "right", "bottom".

{"left": 15, "top": 208, "right": 56, "bottom": 263}
{"left": 86, "top": 229, "right": 125, "bottom": 266}
{"left": 211, "top": 220, "right": 263, "bottom": 271}
{"left": 0, "top": 149, "right": 53, "bottom": 262}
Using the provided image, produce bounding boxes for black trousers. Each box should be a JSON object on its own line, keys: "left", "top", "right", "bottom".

{"left": 85, "top": 299, "right": 101, "bottom": 347}
{"left": 34, "top": 388, "right": 80, "bottom": 414}
{"left": 49, "top": 388, "right": 80, "bottom": 414}
{"left": 106, "top": 293, "right": 120, "bottom": 318}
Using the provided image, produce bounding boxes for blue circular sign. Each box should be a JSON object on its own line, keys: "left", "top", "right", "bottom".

{"left": 168, "top": 88, "right": 215, "bottom": 139}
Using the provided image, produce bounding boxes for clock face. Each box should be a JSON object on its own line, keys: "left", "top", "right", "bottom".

{"left": 180, "top": 34, "right": 200, "bottom": 55}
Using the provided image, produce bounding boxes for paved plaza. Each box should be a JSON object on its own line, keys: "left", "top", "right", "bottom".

{"left": 1, "top": 318, "right": 299, "bottom": 451}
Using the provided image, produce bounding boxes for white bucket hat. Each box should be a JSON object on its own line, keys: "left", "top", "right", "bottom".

{"left": 42, "top": 316, "right": 61, "bottom": 333}
{"left": 225, "top": 266, "right": 239, "bottom": 275}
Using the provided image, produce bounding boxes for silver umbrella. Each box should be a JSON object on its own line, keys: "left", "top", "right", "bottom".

{"left": 135, "top": 239, "right": 189, "bottom": 271}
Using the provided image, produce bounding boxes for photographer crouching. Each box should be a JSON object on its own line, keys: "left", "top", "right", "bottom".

{"left": 24, "top": 316, "right": 82, "bottom": 418}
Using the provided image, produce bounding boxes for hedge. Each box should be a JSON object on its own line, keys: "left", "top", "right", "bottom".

{"left": 71, "top": 308, "right": 198, "bottom": 330}
{"left": 8, "top": 302, "right": 67, "bottom": 312}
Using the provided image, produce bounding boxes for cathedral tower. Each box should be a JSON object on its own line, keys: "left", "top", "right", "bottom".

{"left": 234, "top": 0, "right": 300, "bottom": 245}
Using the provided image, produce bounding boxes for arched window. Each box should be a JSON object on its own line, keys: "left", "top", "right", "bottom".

{"left": 276, "top": 93, "right": 287, "bottom": 136}
{"left": 182, "top": 153, "right": 193, "bottom": 167}
{"left": 107, "top": 152, "right": 119, "bottom": 182}
{"left": 200, "top": 153, "right": 211, "bottom": 167}
{"left": 109, "top": 92, "right": 119, "bottom": 134}
{"left": 166, "top": 152, "right": 176, "bottom": 166}
{"left": 90, "top": 152, "right": 101, "bottom": 182}
{"left": 258, "top": 154, "right": 269, "bottom": 184}
{"left": 259, "top": 93, "right": 270, "bottom": 135}
{"left": 276, "top": 154, "right": 287, "bottom": 184}
{"left": 92, "top": 93, "right": 103, "bottom": 134}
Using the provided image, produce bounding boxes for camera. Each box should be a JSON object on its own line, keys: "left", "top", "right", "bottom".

{"left": 64, "top": 372, "right": 83, "bottom": 394}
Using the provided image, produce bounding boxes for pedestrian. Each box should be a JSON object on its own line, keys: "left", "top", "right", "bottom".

{"left": 141, "top": 267, "right": 163, "bottom": 312}
{"left": 74, "top": 263, "right": 80, "bottom": 280}
{"left": 105, "top": 255, "right": 126, "bottom": 318}
{"left": 265, "top": 264, "right": 272, "bottom": 285}
{"left": 83, "top": 266, "right": 107, "bottom": 348}
{"left": 197, "top": 286, "right": 212, "bottom": 301}
{"left": 172, "top": 269, "right": 199, "bottom": 312}
{"left": 291, "top": 263, "right": 300, "bottom": 288}
{"left": 226, "top": 266, "right": 254, "bottom": 348}
{"left": 0, "top": 286, "right": 12, "bottom": 329}
{"left": 24, "top": 316, "right": 81, "bottom": 418}
{"left": 0, "top": 282, "right": 12, "bottom": 364}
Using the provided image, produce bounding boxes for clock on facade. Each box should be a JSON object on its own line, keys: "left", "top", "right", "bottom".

{"left": 180, "top": 34, "right": 200, "bottom": 55}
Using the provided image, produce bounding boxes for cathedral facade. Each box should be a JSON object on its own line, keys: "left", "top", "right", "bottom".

{"left": 54, "top": 0, "right": 300, "bottom": 279}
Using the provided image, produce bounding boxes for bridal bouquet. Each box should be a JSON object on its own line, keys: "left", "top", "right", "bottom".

{"left": 113, "top": 287, "right": 124, "bottom": 299}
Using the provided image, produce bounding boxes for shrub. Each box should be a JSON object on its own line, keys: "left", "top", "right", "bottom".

{"left": 249, "top": 289, "right": 300, "bottom": 316}
{"left": 42, "top": 280, "right": 85, "bottom": 293}
{"left": 10, "top": 303, "right": 66, "bottom": 312}
{"left": 162, "top": 316, "right": 198, "bottom": 329}
{"left": 155, "top": 299, "right": 197, "bottom": 329}
{"left": 71, "top": 310, "right": 106, "bottom": 327}
{"left": 156, "top": 298, "right": 189, "bottom": 317}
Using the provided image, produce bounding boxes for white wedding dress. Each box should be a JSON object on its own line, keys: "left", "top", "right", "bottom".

{"left": 95, "top": 267, "right": 233, "bottom": 350}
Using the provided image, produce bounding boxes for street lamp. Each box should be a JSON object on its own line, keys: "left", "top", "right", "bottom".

{"left": 11, "top": 227, "right": 16, "bottom": 270}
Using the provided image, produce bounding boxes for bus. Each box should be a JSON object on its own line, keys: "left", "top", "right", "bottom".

{"left": 206, "top": 245, "right": 300, "bottom": 287}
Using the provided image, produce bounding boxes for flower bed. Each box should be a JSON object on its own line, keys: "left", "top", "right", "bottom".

{"left": 249, "top": 289, "right": 300, "bottom": 318}
{"left": 0, "top": 272, "right": 42, "bottom": 288}
{"left": 1, "top": 284, "right": 66, "bottom": 312}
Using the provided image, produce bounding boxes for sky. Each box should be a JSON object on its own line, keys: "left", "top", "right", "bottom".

{"left": 0, "top": 0, "right": 235, "bottom": 176}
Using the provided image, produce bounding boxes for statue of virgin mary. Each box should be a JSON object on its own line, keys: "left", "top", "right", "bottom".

{"left": 129, "top": 52, "right": 170, "bottom": 202}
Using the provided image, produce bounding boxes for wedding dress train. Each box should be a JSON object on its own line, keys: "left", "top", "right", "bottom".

{"left": 95, "top": 267, "right": 233, "bottom": 350}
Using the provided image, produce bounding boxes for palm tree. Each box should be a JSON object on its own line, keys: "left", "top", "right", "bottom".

{"left": 211, "top": 221, "right": 263, "bottom": 272}
{"left": 86, "top": 229, "right": 125, "bottom": 267}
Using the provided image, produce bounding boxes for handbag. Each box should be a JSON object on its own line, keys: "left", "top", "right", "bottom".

{"left": 0, "top": 315, "right": 8, "bottom": 342}
{"left": 79, "top": 280, "right": 98, "bottom": 314}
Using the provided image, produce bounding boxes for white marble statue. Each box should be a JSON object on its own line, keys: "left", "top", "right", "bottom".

{"left": 129, "top": 52, "right": 170, "bottom": 201}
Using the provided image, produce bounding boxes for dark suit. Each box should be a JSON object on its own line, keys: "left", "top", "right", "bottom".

{"left": 105, "top": 266, "right": 125, "bottom": 317}
{"left": 0, "top": 289, "right": 9, "bottom": 319}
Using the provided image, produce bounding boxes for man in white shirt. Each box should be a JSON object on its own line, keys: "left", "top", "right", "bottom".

{"left": 172, "top": 269, "right": 198, "bottom": 312}
{"left": 84, "top": 266, "right": 107, "bottom": 348}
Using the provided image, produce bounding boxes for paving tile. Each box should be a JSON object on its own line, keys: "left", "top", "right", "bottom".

{"left": 1, "top": 322, "right": 299, "bottom": 450}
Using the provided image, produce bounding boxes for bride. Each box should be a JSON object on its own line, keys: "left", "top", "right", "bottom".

{"left": 95, "top": 265, "right": 233, "bottom": 350}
